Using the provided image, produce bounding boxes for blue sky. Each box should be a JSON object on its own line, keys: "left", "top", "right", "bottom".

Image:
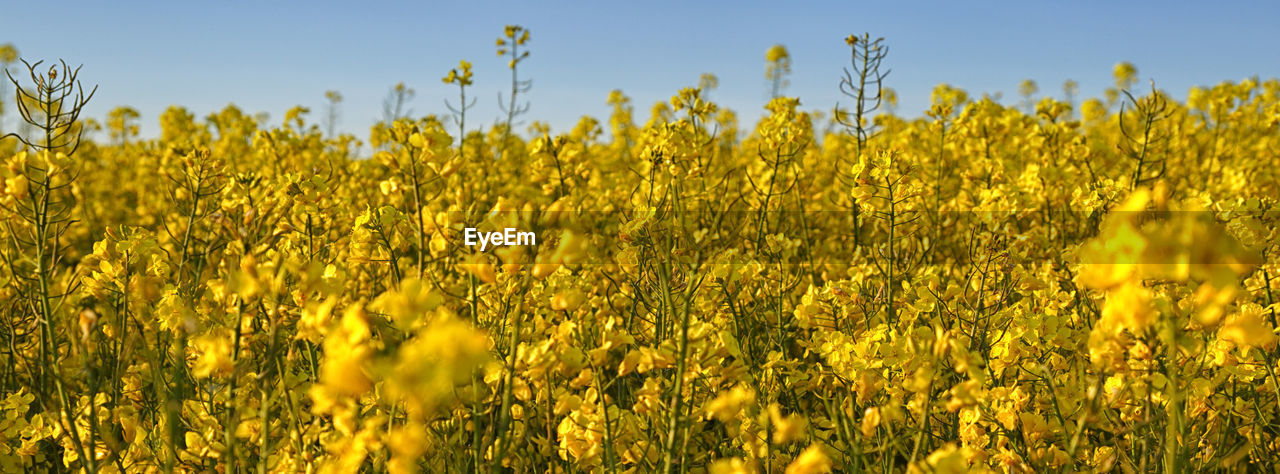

{"left": 3, "top": 1, "right": 1278, "bottom": 141}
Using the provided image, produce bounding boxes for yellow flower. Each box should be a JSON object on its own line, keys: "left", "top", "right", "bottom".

{"left": 704, "top": 385, "right": 756, "bottom": 422}
{"left": 387, "top": 425, "right": 428, "bottom": 474}
{"left": 710, "top": 458, "right": 755, "bottom": 474}
{"left": 443, "top": 60, "right": 474, "bottom": 86}
{"left": 1101, "top": 280, "right": 1157, "bottom": 334}
{"left": 785, "top": 445, "right": 831, "bottom": 474}
{"left": 191, "top": 328, "right": 234, "bottom": 379}
{"left": 459, "top": 254, "right": 497, "bottom": 284}
{"left": 766, "top": 44, "right": 790, "bottom": 63}
{"left": 319, "top": 306, "right": 373, "bottom": 396}
{"left": 299, "top": 297, "right": 337, "bottom": 342}
{"left": 550, "top": 288, "right": 586, "bottom": 311}
{"left": 860, "top": 407, "right": 881, "bottom": 437}
{"left": 3, "top": 176, "right": 27, "bottom": 199}
{"left": 1219, "top": 303, "right": 1277, "bottom": 349}
{"left": 769, "top": 404, "right": 806, "bottom": 445}
{"left": 1113, "top": 61, "right": 1138, "bottom": 89}
{"left": 387, "top": 318, "right": 490, "bottom": 417}
{"left": 921, "top": 444, "right": 968, "bottom": 474}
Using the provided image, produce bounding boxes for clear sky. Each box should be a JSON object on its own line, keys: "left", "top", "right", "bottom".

{"left": 3, "top": 1, "right": 1278, "bottom": 141}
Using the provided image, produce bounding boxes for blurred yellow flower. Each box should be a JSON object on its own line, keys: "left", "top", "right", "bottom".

{"left": 785, "top": 445, "right": 831, "bottom": 474}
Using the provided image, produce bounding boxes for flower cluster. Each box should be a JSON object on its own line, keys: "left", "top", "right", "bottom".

{"left": 1, "top": 31, "right": 1279, "bottom": 474}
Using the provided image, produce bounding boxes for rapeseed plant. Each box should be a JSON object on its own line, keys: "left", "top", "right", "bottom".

{"left": 0, "top": 27, "right": 1278, "bottom": 473}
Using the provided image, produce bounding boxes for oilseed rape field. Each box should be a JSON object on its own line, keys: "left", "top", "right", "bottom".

{"left": 1, "top": 25, "right": 1280, "bottom": 473}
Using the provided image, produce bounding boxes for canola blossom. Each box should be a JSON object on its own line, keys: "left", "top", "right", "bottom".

{"left": 2, "top": 29, "right": 1280, "bottom": 474}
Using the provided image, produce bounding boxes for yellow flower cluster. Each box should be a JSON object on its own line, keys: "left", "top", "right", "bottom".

{"left": 1, "top": 31, "right": 1279, "bottom": 474}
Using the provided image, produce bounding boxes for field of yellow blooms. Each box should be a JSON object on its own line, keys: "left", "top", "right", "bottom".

{"left": 2, "top": 29, "right": 1280, "bottom": 473}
